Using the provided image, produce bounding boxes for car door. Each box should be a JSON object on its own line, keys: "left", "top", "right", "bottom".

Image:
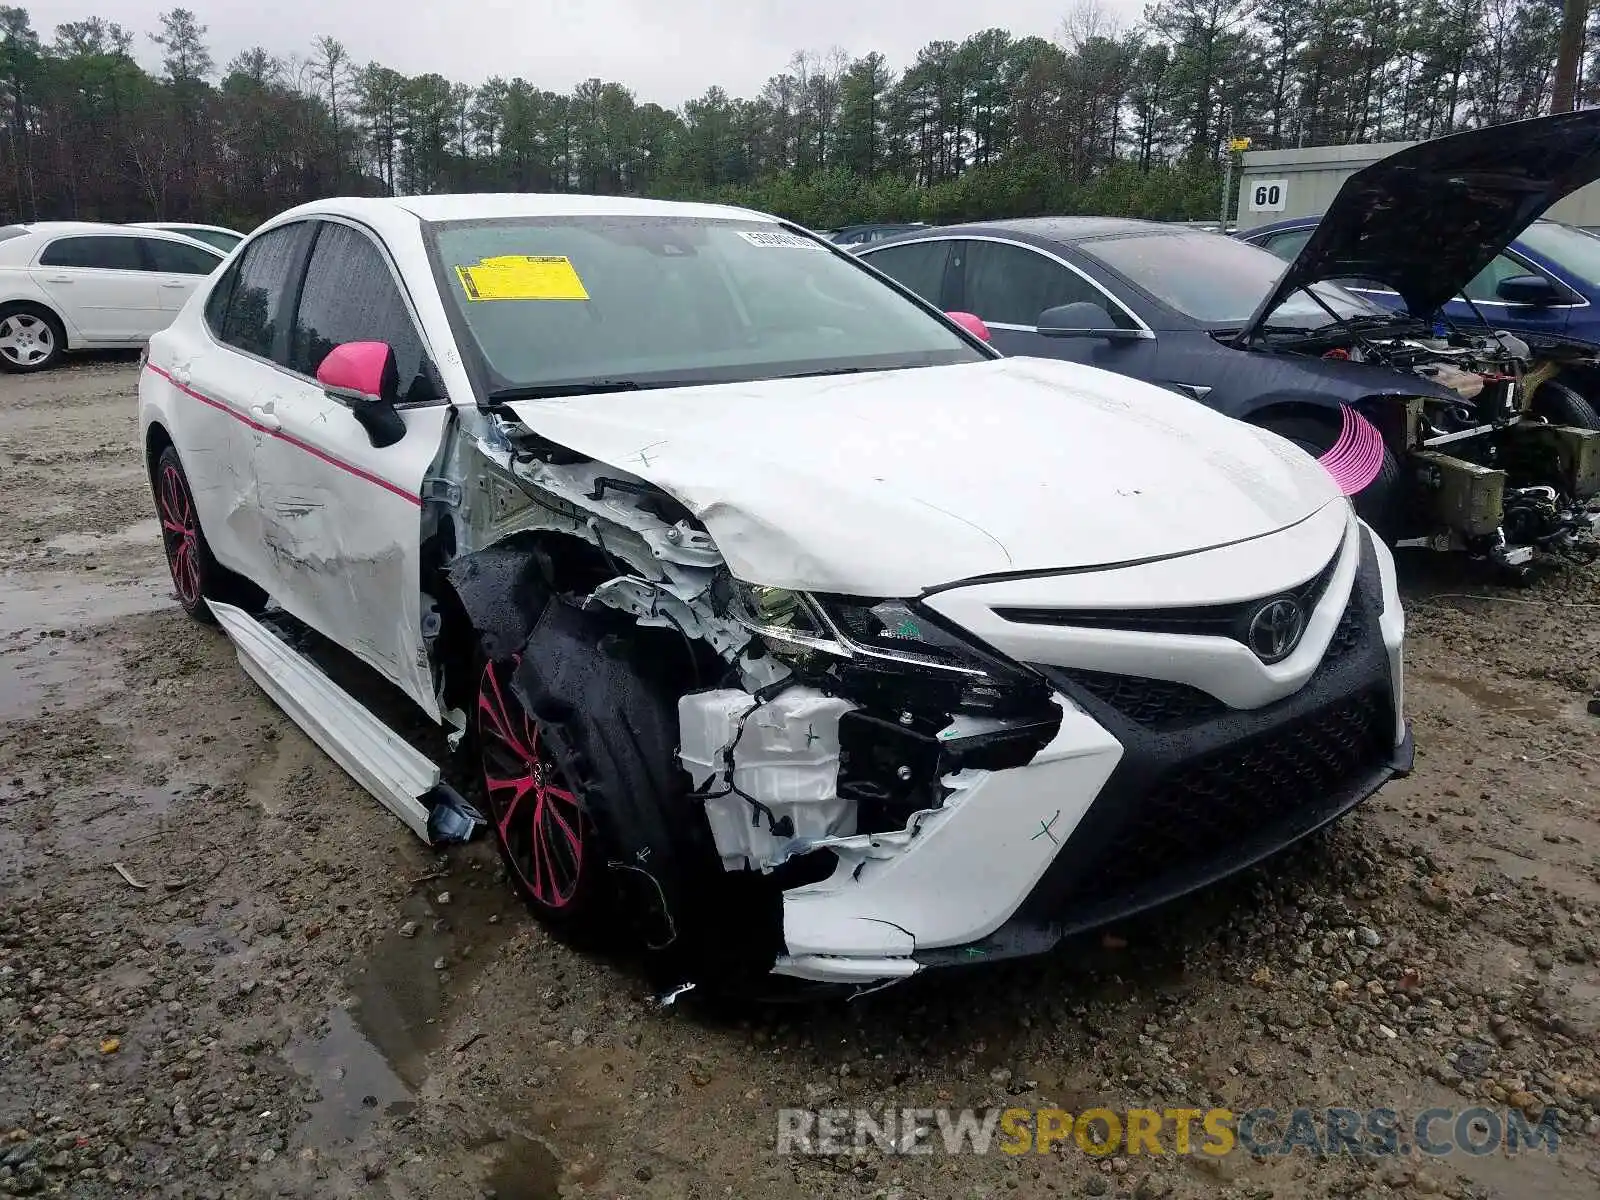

{"left": 141, "top": 235, "right": 223, "bottom": 314}
{"left": 174, "top": 220, "right": 317, "bottom": 590}
{"left": 248, "top": 217, "right": 451, "bottom": 718}
{"left": 30, "top": 234, "right": 163, "bottom": 341}
{"left": 948, "top": 238, "right": 1150, "bottom": 371}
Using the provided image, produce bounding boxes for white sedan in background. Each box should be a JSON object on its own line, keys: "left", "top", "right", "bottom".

{"left": 0, "top": 221, "right": 225, "bottom": 372}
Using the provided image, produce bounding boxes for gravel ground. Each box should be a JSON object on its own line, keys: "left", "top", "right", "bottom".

{"left": 2, "top": 359, "right": 1599, "bottom": 1200}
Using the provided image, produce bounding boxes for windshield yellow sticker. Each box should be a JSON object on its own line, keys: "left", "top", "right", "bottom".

{"left": 454, "top": 255, "right": 589, "bottom": 301}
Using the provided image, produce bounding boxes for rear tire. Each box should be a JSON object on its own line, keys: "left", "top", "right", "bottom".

{"left": 0, "top": 303, "right": 66, "bottom": 373}
{"left": 1253, "top": 410, "right": 1402, "bottom": 539}
{"left": 152, "top": 445, "right": 268, "bottom": 623}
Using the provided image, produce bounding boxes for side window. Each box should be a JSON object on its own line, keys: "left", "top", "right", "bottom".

{"left": 863, "top": 241, "right": 951, "bottom": 305}
{"left": 961, "top": 241, "right": 1135, "bottom": 328}
{"left": 143, "top": 238, "right": 221, "bottom": 275}
{"left": 289, "top": 222, "right": 432, "bottom": 403}
{"left": 1262, "top": 228, "right": 1312, "bottom": 261}
{"left": 210, "top": 224, "right": 306, "bottom": 360}
{"left": 1463, "top": 254, "right": 1546, "bottom": 303}
{"left": 38, "top": 235, "right": 144, "bottom": 271}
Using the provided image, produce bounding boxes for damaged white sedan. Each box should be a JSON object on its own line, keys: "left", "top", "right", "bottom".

{"left": 138, "top": 194, "right": 1414, "bottom": 993}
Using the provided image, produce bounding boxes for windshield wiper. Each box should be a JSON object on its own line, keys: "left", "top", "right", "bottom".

{"left": 485, "top": 380, "right": 648, "bottom": 401}
{"left": 774, "top": 366, "right": 884, "bottom": 380}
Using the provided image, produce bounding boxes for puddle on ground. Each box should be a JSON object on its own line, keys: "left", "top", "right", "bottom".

{"left": 0, "top": 637, "right": 107, "bottom": 721}
{"left": 0, "top": 572, "right": 170, "bottom": 721}
{"left": 481, "top": 1133, "right": 562, "bottom": 1200}
{"left": 286, "top": 872, "right": 521, "bottom": 1151}
{"left": 44, "top": 518, "right": 162, "bottom": 556}
{"left": 1414, "top": 671, "right": 1563, "bottom": 723}
{"left": 0, "top": 571, "right": 171, "bottom": 637}
{"left": 284, "top": 1006, "right": 414, "bottom": 1149}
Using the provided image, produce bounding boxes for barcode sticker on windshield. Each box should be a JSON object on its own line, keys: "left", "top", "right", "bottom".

{"left": 737, "top": 230, "right": 822, "bottom": 249}
{"left": 455, "top": 255, "right": 589, "bottom": 301}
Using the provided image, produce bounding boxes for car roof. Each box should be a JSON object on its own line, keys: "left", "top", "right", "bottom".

{"left": 11, "top": 220, "right": 138, "bottom": 235}
{"left": 944, "top": 216, "right": 1174, "bottom": 243}
{"left": 266, "top": 193, "right": 777, "bottom": 227}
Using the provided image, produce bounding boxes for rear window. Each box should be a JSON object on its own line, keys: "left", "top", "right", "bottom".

{"left": 145, "top": 238, "right": 222, "bottom": 275}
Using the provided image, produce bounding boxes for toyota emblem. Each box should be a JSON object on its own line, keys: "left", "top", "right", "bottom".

{"left": 1247, "top": 597, "right": 1305, "bottom": 663}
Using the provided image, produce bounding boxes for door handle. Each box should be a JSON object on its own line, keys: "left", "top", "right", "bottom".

{"left": 160, "top": 281, "right": 187, "bottom": 289}
{"left": 249, "top": 404, "right": 281, "bottom": 432}
{"left": 44, "top": 275, "right": 71, "bottom": 283}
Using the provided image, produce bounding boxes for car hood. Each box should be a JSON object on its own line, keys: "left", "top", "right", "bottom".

{"left": 1244, "top": 108, "right": 1600, "bottom": 335}
{"left": 501, "top": 357, "right": 1342, "bottom": 596}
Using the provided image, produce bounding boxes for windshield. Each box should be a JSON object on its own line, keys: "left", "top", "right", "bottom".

{"left": 1078, "top": 229, "right": 1384, "bottom": 329}
{"left": 427, "top": 215, "right": 984, "bottom": 392}
{"left": 1518, "top": 221, "right": 1600, "bottom": 290}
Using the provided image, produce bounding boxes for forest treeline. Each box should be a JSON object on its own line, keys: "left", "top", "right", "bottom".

{"left": 0, "top": 1, "right": 1586, "bottom": 231}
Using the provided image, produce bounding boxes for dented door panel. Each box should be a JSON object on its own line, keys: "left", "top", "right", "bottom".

{"left": 247, "top": 376, "right": 449, "bottom": 718}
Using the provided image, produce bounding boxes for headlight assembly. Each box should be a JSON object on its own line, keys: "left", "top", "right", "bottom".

{"left": 726, "top": 582, "right": 1048, "bottom": 716}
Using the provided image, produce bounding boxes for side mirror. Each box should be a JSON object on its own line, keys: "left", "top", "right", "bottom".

{"left": 1495, "top": 274, "right": 1563, "bottom": 307}
{"left": 1036, "top": 302, "right": 1145, "bottom": 340}
{"left": 316, "top": 341, "right": 406, "bottom": 448}
{"left": 945, "top": 310, "right": 991, "bottom": 342}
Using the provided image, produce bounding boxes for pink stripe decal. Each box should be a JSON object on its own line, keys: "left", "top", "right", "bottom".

{"left": 147, "top": 362, "right": 421, "bottom": 506}
{"left": 1317, "top": 404, "right": 1386, "bottom": 496}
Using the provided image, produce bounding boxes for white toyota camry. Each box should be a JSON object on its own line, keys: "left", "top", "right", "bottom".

{"left": 137, "top": 194, "right": 1412, "bottom": 994}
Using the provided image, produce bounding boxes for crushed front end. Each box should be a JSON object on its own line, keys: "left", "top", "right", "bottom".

{"left": 445, "top": 410, "right": 1410, "bottom": 995}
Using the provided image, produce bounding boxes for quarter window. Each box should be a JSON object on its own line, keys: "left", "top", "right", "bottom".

{"left": 960, "top": 240, "right": 1133, "bottom": 328}
{"left": 289, "top": 222, "right": 432, "bottom": 403}
{"left": 38, "top": 235, "right": 143, "bottom": 271}
{"left": 208, "top": 223, "right": 306, "bottom": 360}
{"left": 864, "top": 241, "right": 951, "bottom": 305}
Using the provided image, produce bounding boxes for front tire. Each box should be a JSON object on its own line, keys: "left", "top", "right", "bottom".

{"left": 1254, "top": 409, "right": 1402, "bottom": 539}
{"left": 152, "top": 445, "right": 267, "bottom": 623}
{"left": 476, "top": 655, "right": 609, "bottom": 929}
{"left": 1533, "top": 378, "right": 1600, "bottom": 430}
{"left": 0, "top": 304, "right": 66, "bottom": 373}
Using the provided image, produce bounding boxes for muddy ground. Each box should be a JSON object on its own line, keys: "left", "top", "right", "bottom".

{"left": 2, "top": 360, "right": 1600, "bottom": 1200}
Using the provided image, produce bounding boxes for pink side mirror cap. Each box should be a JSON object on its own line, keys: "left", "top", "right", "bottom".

{"left": 945, "top": 310, "right": 991, "bottom": 342}
{"left": 316, "top": 340, "right": 397, "bottom": 402}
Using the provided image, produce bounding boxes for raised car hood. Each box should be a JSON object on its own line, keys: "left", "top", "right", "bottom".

{"left": 1245, "top": 108, "right": 1600, "bottom": 334}
{"left": 502, "top": 357, "right": 1342, "bottom": 596}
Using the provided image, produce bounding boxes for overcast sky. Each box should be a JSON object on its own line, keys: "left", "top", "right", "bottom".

{"left": 21, "top": 0, "right": 1145, "bottom": 107}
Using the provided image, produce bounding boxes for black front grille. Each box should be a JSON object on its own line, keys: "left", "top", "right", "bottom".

{"left": 1055, "top": 669, "right": 1224, "bottom": 729}
{"left": 992, "top": 537, "right": 1342, "bottom": 648}
{"left": 1326, "top": 595, "right": 1363, "bottom": 661}
{"left": 1052, "top": 685, "right": 1391, "bottom": 906}
{"left": 1050, "top": 579, "right": 1365, "bottom": 732}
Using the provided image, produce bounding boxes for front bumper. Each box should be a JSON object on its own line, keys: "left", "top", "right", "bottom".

{"left": 771, "top": 518, "right": 1408, "bottom": 986}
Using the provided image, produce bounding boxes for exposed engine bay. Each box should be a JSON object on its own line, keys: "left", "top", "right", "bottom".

{"left": 1280, "top": 322, "right": 1600, "bottom": 572}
